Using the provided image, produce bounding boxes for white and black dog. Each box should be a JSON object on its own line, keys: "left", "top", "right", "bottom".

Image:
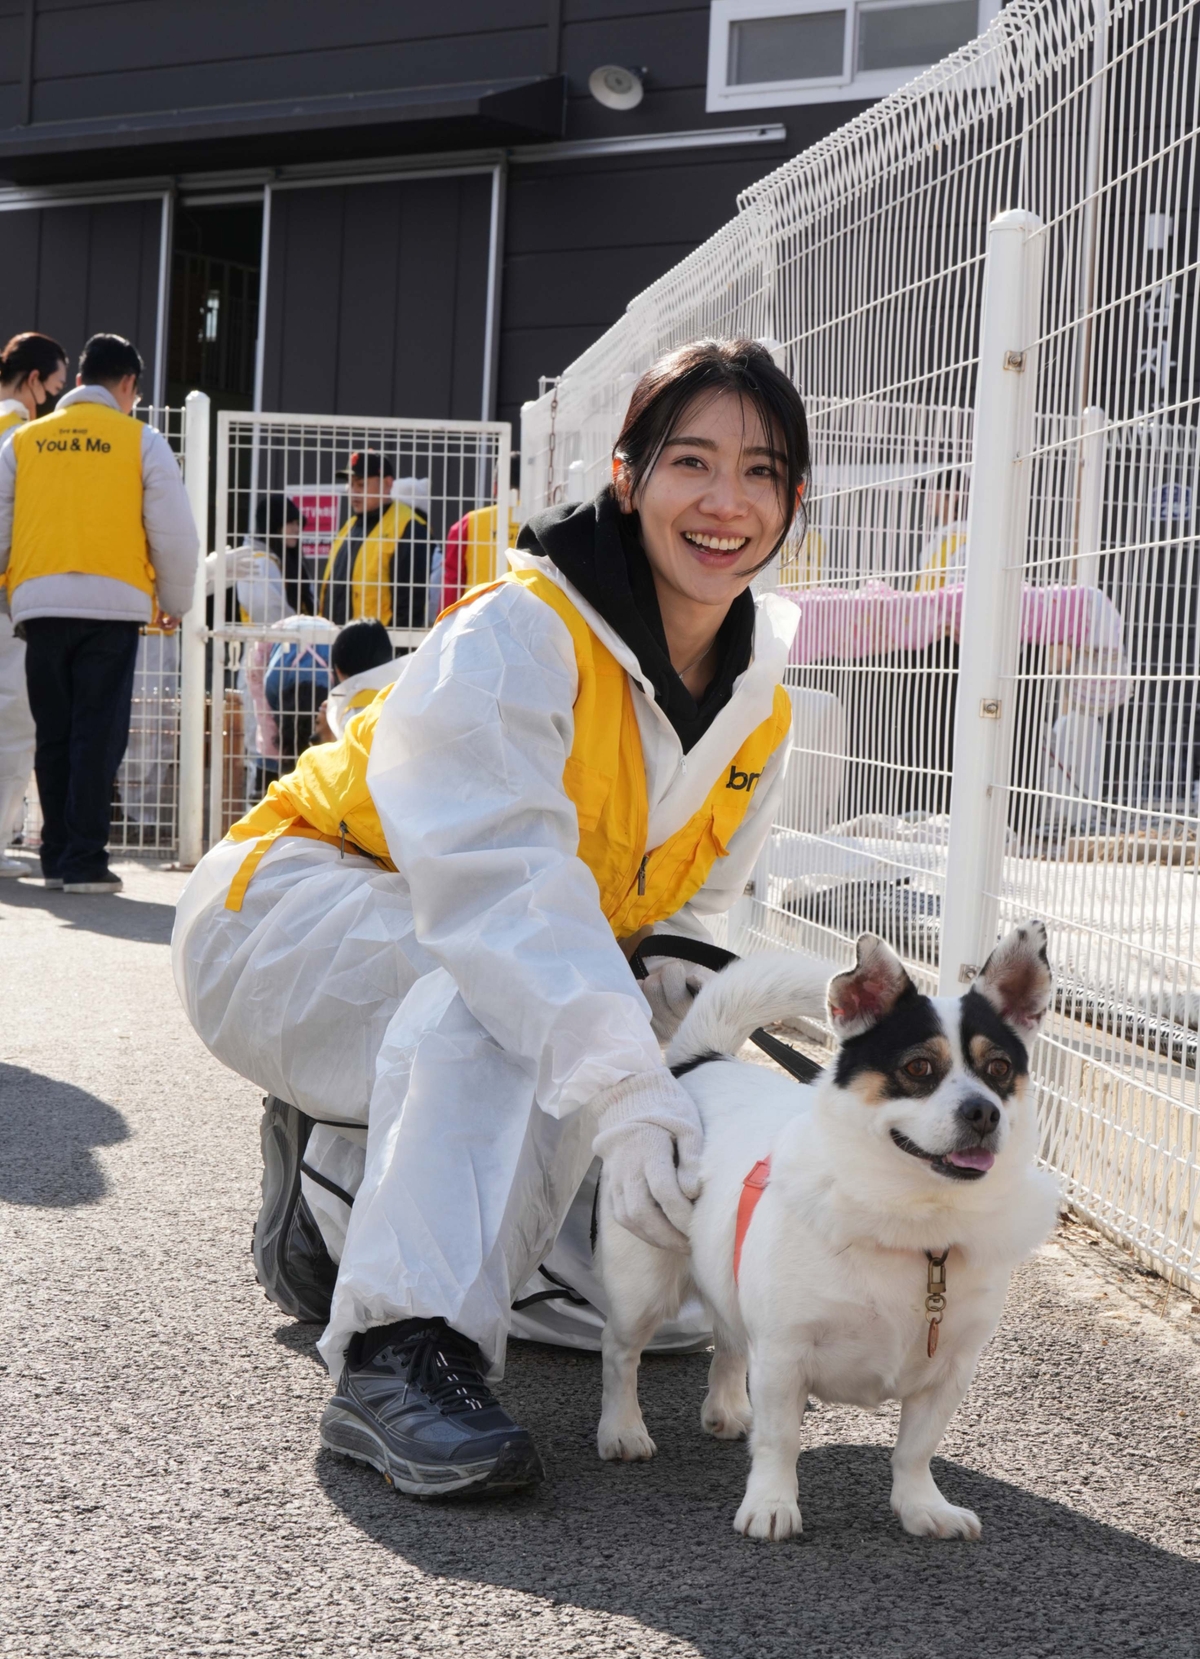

{"left": 596, "top": 922, "right": 1059, "bottom": 1541}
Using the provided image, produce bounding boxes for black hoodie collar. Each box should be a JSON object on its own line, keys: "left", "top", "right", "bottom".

{"left": 516, "top": 489, "right": 755, "bottom": 754}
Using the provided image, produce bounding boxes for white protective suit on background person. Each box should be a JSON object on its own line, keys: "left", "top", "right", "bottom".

{"left": 324, "top": 656, "right": 407, "bottom": 741}
{"left": 0, "top": 401, "right": 36, "bottom": 865}
{"left": 173, "top": 544, "right": 799, "bottom": 1379}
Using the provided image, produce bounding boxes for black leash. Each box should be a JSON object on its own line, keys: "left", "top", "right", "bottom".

{"left": 628, "top": 933, "right": 823, "bottom": 1086}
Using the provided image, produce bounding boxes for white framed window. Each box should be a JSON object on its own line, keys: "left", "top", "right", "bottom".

{"left": 706, "top": 0, "right": 1002, "bottom": 110}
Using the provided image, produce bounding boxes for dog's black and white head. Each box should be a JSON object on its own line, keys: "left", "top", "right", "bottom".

{"left": 823, "top": 921, "right": 1052, "bottom": 1187}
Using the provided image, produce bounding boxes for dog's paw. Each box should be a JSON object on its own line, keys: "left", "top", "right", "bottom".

{"left": 894, "top": 1498, "right": 982, "bottom": 1540}
{"left": 733, "top": 1495, "right": 803, "bottom": 1541}
{"left": 597, "top": 1417, "right": 657, "bottom": 1462}
{"left": 700, "top": 1396, "right": 752, "bottom": 1440}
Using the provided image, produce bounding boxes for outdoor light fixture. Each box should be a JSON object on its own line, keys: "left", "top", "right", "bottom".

{"left": 588, "top": 65, "right": 645, "bottom": 110}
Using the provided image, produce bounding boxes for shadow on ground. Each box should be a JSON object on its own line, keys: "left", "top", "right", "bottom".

{"left": 0, "top": 878, "right": 176, "bottom": 944}
{"left": 315, "top": 1341, "right": 1200, "bottom": 1659}
{"left": 0, "top": 1064, "right": 129, "bottom": 1205}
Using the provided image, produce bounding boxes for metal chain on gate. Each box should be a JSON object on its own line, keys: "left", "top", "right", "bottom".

{"left": 546, "top": 377, "right": 560, "bottom": 505}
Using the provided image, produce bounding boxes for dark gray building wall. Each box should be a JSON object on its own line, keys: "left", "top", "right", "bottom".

{"left": 261, "top": 174, "right": 492, "bottom": 420}
{"left": 0, "top": 196, "right": 161, "bottom": 378}
{"left": 0, "top": 2, "right": 874, "bottom": 426}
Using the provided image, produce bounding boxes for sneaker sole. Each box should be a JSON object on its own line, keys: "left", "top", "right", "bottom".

{"left": 62, "top": 884, "right": 123, "bottom": 894}
{"left": 320, "top": 1402, "right": 543, "bottom": 1499}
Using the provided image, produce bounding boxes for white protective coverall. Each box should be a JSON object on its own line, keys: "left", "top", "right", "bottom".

{"left": 325, "top": 658, "right": 407, "bottom": 740}
{"left": 0, "top": 402, "right": 35, "bottom": 854}
{"left": 173, "top": 549, "right": 799, "bottom": 1377}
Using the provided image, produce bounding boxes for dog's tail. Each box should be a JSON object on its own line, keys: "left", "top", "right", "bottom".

{"left": 666, "top": 950, "right": 835, "bottom": 1070}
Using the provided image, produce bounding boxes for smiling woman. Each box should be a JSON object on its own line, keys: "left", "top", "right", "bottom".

{"left": 172, "top": 336, "right": 812, "bottom": 1504}
{"left": 613, "top": 344, "right": 809, "bottom": 698}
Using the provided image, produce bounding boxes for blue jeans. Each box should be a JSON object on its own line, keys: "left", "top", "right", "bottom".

{"left": 23, "top": 617, "right": 140, "bottom": 882}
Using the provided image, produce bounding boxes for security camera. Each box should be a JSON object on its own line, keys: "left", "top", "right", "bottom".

{"left": 588, "top": 65, "right": 645, "bottom": 111}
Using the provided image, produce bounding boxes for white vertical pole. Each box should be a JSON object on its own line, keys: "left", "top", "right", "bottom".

{"left": 1075, "top": 404, "right": 1107, "bottom": 586}
{"left": 178, "top": 390, "right": 210, "bottom": 868}
{"left": 938, "top": 209, "right": 1045, "bottom": 994}
{"left": 152, "top": 189, "right": 174, "bottom": 412}
{"left": 208, "top": 411, "right": 230, "bottom": 852}
{"left": 480, "top": 162, "right": 506, "bottom": 423}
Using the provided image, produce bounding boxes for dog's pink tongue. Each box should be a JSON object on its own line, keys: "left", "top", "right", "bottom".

{"left": 945, "top": 1147, "right": 995, "bottom": 1171}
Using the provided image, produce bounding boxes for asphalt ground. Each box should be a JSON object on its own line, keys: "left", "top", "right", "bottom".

{"left": 1, "top": 860, "right": 1198, "bottom": 1659}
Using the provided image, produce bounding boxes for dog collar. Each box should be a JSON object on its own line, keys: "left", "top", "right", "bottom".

{"left": 733, "top": 1157, "right": 772, "bottom": 1285}
{"left": 925, "top": 1250, "right": 949, "bottom": 1356}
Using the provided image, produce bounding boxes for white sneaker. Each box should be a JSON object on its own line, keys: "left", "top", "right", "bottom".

{"left": 0, "top": 856, "right": 30, "bottom": 878}
{"left": 62, "top": 876, "right": 124, "bottom": 895}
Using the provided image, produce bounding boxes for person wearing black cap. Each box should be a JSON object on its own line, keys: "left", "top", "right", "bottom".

{"left": 318, "top": 451, "right": 429, "bottom": 630}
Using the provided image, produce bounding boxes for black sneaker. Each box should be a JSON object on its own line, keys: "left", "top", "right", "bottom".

{"left": 252, "top": 1096, "right": 338, "bottom": 1324}
{"left": 320, "top": 1318, "right": 543, "bottom": 1498}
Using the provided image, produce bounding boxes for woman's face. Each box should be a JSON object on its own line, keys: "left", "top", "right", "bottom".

{"left": 620, "top": 391, "right": 789, "bottom": 615}
{"left": 30, "top": 362, "right": 67, "bottom": 408}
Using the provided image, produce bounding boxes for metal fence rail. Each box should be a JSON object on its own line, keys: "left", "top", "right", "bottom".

{"left": 209, "top": 411, "right": 511, "bottom": 844}
{"left": 519, "top": 0, "right": 1200, "bottom": 1296}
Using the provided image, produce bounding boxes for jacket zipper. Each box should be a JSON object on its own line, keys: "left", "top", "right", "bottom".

{"left": 636, "top": 854, "right": 648, "bottom": 896}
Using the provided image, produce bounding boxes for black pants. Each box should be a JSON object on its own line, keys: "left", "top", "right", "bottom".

{"left": 23, "top": 617, "right": 140, "bottom": 882}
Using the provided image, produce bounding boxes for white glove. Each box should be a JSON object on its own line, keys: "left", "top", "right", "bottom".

{"left": 592, "top": 1069, "right": 704, "bottom": 1252}
{"left": 639, "top": 958, "right": 717, "bottom": 1043}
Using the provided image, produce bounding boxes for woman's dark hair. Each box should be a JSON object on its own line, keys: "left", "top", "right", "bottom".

{"left": 613, "top": 337, "right": 811, "bottom": 568}
{"left": 0, "top": 331, "right": 67, "bottom": 389}
{"left": 79, "top": 332, "right": 143, "bottom": 386}
{"left": 332, "top": 618, "right": 393, "bottom": 680}
{"left": 255, "top": 493, "right": 302, "bottom": 541}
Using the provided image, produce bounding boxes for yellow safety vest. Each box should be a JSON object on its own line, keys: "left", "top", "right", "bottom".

{"left": 449, "top": 504, "right": 520, "bottom": 591}
{"left": 7, "top": 401, "right": 152, "bottom": 600}
{"left": 915, "top": 529, "right": 967, "bottom": 592}
{"left": 224, "top": 569, "right": 792, "bottom": 929}
{"left": 0, "top": 409, "right": 25, "bottom": 441}
{"left": 318, "top": 500, "right": 423, "bottom": 626}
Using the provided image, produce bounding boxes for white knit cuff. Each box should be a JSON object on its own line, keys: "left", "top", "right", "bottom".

{"left": 592, "top": 1068, "right": 698, "bottom": 1150}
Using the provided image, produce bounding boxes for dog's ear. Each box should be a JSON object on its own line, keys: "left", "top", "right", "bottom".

{"left": 827, "top": 934, "right": 915, "bottom": 1039}
{"left": 973, "top": 920, "right": 1052, "bottom": 1035}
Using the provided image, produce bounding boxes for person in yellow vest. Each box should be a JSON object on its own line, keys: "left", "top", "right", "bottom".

{"left": 172, "top": 338, "right": 809, "bottom": 1498}
{"left": 914, "top": 469, "right": 968, "bottom": 591}
{"left": 317, "top": 450, "right": 430, "bottom": 629}
{"left": 0, "top": 334, "right": 199, "bottom": 894}
{"left": 438, "top": 497, "right": 521, "bottom": 609}
{"left": 0, "top": 331, "right": 68, "bottom": 876}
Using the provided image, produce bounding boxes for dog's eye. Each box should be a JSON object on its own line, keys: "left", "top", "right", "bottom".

{"left": 902, "top": 1057, "right": 933, "bottom": 1080}
{"left": 985, "top": 1056, "right": 1012, "bottom": 1081}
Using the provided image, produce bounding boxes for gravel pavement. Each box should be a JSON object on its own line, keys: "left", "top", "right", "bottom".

{"left": 1, "top": 860, "right": 1198, "bottom": 1659}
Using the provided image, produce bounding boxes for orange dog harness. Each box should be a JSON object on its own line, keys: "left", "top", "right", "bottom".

{"left": 733, "top": 1156, "right": 772, "bottom": 1285}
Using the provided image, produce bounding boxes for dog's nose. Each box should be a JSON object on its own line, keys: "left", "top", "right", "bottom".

{"left": 957, "top": 1096, "right": 1001, "bottom": 1135}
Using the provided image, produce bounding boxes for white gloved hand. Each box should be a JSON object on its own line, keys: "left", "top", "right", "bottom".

{"left": 592, "top": 1069, "right": 704, "bottom": 1252}
{"left": 639, "top": 957, "right": 717, "bottom": 1043}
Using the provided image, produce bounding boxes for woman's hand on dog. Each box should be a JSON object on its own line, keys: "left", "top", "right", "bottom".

{"left": 592, "top": 1069, "right": 704, "bottom": 1251}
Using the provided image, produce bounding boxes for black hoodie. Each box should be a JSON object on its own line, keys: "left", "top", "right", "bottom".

{"left": 516, "top": 489, "right": 755, "bottom": 754}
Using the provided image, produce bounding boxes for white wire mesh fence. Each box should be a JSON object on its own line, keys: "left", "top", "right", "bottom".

{"left": 208, "top": 412, "right": 511, "bottom": 843}
{"left": 520, "top": 0, "right": 1200, "bottom": 1295}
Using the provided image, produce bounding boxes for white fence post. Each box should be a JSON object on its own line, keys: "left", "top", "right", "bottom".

{"left": 178, "top": 390, "right": 210, "bottom": 868}
{"left": 937, "top": 210, "right": 1045, "bottom": 994}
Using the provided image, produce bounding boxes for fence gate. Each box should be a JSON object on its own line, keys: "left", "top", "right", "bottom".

{"left": 208, "top": 411, "right": 511, "bottom": 846}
